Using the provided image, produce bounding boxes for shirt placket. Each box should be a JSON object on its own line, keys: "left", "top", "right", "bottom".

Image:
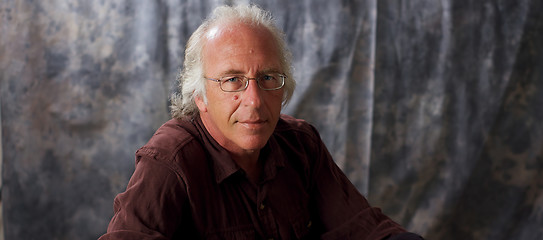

{"left": 257, "top": 183, "right": 279, "bottom": 240}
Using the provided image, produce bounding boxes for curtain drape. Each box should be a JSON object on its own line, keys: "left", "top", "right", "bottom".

{"left": 1, "top": 0, "right": 542, "bottom": 239}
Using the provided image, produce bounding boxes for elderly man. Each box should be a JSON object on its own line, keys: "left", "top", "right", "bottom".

{"left": 100, "top": 4, "right": 422, "bottom": 240}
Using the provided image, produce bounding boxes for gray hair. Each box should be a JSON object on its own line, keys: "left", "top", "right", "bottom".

{"left": 170, "top": 4, "right": 295, "bottom": 118}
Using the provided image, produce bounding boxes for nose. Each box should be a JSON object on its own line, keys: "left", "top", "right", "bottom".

{"left": 241, "top": 79, "right": 263, "bottom": 107}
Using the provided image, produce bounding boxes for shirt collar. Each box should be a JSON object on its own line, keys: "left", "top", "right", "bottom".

{"left": 192, "top": 115, "right": 286, "bottom": 184}
{"left": 260, "top": 134, "right": 287, "bottom": 183}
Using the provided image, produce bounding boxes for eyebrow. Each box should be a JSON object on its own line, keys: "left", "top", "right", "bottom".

{"left": 218, "top": 68, "right": 282, "bottom": 76}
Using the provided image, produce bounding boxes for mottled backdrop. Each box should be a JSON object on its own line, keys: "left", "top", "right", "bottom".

{"left": 1, "top": 0, "right": 542, "bottom": 239}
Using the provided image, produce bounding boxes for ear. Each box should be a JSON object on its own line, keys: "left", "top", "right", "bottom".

{"left": 195, "top": 95, "right": 208, "bottom": 112}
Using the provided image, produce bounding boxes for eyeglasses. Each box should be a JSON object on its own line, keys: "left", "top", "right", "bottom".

{"left": 205, "top": 73, "right": 286, "bottom": 92}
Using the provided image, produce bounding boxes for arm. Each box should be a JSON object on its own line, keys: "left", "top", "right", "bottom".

{"left": 306, "top": 125, "right": 410, "bottom": 240}
{"left": 388, "top": 232, "right": 424, "bottom": 240}
{"left": 99, "top": 155, "right": 192, "bottom": 240}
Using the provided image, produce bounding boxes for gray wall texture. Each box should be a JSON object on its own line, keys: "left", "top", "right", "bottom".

{"left": 1, "top": 0, "right": 542, "bottom": 239}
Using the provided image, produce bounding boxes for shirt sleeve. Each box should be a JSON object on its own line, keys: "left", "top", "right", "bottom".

{"left": 306, "top": 125, "right": 408, "bottom": 240}
{"left": 387, "top": 232, "right": 425, "bottom": 240}
{"left": 99, "top": 154, "right": 190, "bottom": 240}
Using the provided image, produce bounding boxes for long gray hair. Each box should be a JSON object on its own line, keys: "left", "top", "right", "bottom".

{"left": 170, "top": 4, "right": 295, "bottom": 118}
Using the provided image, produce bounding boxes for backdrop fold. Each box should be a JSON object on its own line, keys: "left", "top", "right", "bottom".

{"left": 1, "top": 0, "right": 542, "bottom": 239}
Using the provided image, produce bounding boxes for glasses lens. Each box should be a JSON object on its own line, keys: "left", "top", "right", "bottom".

{"left": 258, "top": 74, "right": 284, "bottom": 90}
{"left": 220, "top": 76, "right": 245, "bottom": 92}
{"left": 217, "top": 74, "right": 286, "bottom": 92}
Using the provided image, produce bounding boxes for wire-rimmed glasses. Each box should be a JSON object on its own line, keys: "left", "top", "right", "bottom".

{"left": 205, "top": 73, "right": 286, "bottom": 92}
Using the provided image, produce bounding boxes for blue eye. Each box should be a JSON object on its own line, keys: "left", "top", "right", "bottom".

{"left": 261, "top": 75, "right": 275, "bottom": 81}
{"left": 223, "top": 76, "right": 241, "bottom": 83}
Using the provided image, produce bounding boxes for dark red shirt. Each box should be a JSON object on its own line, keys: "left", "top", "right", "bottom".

{"left": 99, "top": 115, "right": 407, "bottom": 240}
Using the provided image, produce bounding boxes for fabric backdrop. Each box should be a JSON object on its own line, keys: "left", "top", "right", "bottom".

{"left": 1, "top": 0, "right": 542, "bottom": 239}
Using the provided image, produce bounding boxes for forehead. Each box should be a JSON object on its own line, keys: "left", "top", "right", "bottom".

{"left": 202, "top": 22, "right": 282, "bottom": 71}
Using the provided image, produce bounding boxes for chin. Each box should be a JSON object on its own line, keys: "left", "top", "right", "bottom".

{"left": 238, "top": 137, "right": 268, "bottom": 151}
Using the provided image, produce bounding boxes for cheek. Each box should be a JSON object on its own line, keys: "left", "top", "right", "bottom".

{"left": 208, "top": 94, "right": 241, "bottom": 119}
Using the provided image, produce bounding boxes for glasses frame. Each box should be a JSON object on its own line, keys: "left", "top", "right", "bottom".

{"left": 205, "top": 73, "right": 286, "bottom": 92}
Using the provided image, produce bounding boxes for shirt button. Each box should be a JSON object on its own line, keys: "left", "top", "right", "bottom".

{"left": 259, "top": 203, "right": 265, "bottom": 210}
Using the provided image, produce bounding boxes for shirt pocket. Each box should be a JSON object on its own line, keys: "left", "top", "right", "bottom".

{"left": 205, "top": 225, "right": 256, "bottom": 240}
{"left": 290, "top": 209, "right": 313, "bottom": 239}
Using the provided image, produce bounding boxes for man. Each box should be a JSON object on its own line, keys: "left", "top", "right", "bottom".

{"left": 100, "top": 5, "right": 423, "bottom": 240}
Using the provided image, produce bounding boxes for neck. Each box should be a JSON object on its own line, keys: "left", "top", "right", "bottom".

{"left": 231, "top": 150, "right": 262, "bottom": 184}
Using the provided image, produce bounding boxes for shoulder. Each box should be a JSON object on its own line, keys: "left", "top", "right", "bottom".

{"left": 275, "top": 114, "right": 321, "bottom": 140}
{"left": 272, "top": 114, "right": 326, "bottom": 154}
{"left": 136, "top": 118, "right": 205, "bottom": 166}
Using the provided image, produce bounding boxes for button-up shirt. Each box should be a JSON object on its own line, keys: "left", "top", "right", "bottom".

{"left": 99, "top": 115, "right": 408, "bottom": 239}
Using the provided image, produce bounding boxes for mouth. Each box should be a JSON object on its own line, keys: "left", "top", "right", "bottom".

{"left": 237, "top": 119, "right": 267, "bottom": 130}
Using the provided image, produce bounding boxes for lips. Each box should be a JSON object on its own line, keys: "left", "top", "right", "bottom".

{"left": 241, "top": 119, "right": 266, "bottom": 124}
{"left": 237, "top": 119, "right": 267, "bottom": 129}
